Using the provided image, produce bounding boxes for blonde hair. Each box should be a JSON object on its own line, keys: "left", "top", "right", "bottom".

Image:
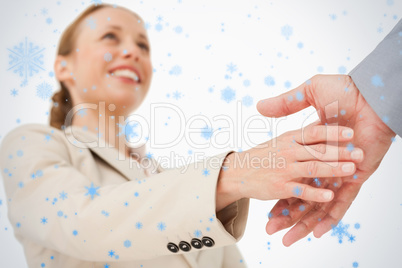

{"left": 49, "top": 4, "right": 141, "bottom": 129}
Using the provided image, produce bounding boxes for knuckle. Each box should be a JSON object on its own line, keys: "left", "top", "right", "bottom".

{"left": 310, "top": 127, "right": 323, "bottom": 141}
{"left": 314, "top": 143, "right": 327, "bottom": 154}
{"left": 307, "top": 161, "right": 319, "bottom": 176}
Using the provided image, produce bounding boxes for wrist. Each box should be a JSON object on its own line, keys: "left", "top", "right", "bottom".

{"left": 216, "top": 152, "right": 243, "bottom": 212}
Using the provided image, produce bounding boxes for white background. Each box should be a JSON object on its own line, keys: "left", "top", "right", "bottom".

{"left": 1, "top": 0, "right": 402, "bottom": 267}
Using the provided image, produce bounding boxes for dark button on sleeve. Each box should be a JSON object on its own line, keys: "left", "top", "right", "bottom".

{"left": 167, "top": 242, "right": 179, "bottom": 253}
{"left": 201, "top": 236, "right": 215, "bottom": 247}
{"left": 179, "top": 241, "right": 191, "bottom": 252}
{"left": 191, "top": 238, "right": 203, "bottom": 249}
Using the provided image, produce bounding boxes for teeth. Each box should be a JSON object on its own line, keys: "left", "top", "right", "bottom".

{"left": 112, "top": 69, "right": 139, "bottom": 81}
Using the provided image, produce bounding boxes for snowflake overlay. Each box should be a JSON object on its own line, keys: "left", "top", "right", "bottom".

{"left": 8, "top": 37, "right": 45, "bottom": 86}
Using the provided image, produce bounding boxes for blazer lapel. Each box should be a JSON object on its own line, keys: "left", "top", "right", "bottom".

{"left": 64, "top": 125, "right": 146, "bottom": 181}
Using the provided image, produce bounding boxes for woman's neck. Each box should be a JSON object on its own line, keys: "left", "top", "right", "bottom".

{"left": 71, "top": 107, "right": 131, "bottom": 157}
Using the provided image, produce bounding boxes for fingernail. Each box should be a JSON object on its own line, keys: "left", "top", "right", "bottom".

{"left": 342, "top": 129, "right": 354, "bottom": 138}
{"left": 342, "top": 163, "right": 355, "bottom": 173}
{"left": 351, "top": 149, "right": 363, "bottom": 160}
{"left": 323, "top": 191, "right": 332, "bottom": 200}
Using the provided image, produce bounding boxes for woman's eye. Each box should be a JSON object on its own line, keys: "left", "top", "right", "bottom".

{"left": 138, "top": 43, "right": 149, "bottom": 51}
{"left": 103, "top": 33, "right": 117, "bottom": 40}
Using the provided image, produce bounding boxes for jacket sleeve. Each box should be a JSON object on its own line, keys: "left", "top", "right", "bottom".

{"left": 0, "top": 124, "right": 249, "bottom": 262}
{"left": 349, "top": 19, "right": 402, "bottom": 136}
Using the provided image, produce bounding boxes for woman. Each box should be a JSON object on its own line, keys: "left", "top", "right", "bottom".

{"left": 0, "top": 3, "right": 363, "bottom": 267}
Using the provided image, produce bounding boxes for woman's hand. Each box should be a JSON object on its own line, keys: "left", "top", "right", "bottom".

{"left": 216, "top": 123, "right": 364, "bottom": 212}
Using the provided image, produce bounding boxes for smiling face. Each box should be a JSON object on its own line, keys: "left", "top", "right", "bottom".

{"left": 57, "top": 6, "right": 152, "bottom": 115}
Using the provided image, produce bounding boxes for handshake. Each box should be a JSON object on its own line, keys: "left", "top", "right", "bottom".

{"left": 216, "top": 74, "right": 396, "bottom": 247}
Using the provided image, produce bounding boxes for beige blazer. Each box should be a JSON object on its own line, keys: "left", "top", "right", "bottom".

{"left": 0, "top": 124, "right": 250, "bottom": 268}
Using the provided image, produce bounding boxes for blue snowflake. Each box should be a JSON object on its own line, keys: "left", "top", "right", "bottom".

{"left": 221, "top": 87, "right": 236, "bottom": 103}
{"left": 146, "top": 152, "right": 153, "bottom": 159}
{"left": 242, "top": 95, "right": 253, "bottom": 107}
{"left": 329, "top": 14, "right": 337, "bottom": 20}
{"left": 156, "top": 15, "right": 163, "bottom": 22}
{"left": 296, "top": 91, "right": 304, "bottom": 101}
{"left": 202, "top": 168, "right": 210, "bottom": 177}
{"left": 353, "top": 261, "right": 359, "bottom": 268}
{"left": 338, "top": 66, "right": 347, "bottom": 74}
{"left": 91, "top": 0, "right": 102, "bottom": 6}
{"left": 281, "top": 25, "right": 293, "bottom": 40}
{"left": 243, "top": 79, "right": 250, "bottom": 87}
{"left": 299, "top": 205, "right": 305, "bottom": 211}
{"left": 44, "top": 134, "right": 52, "bottom": 142}
{"left": 371, "top": 75, "right": 384, "bottom": 87}
{"left": 104, "top": 52, "right": 112, "bottom": 62}
{"left": 108, "top": 250, "right": 115, "bottom": 258}
{"left": 46, "top": 18, "right": 53, "bottom": 24}
{"left": 117, "top": 122, "right": 139, "bottom": 140}
{"left": 346, "top": 143, "right": 355, "bottom": 152}
{"left": 40, "top": 217, "right": 48, "bottom": 224}
{"left": 123, "top": 240, "right": 131, "bottom": 248}
{"left": 169, "top": 65, "right": 182, "bottom": 76}
{"left": 264, "top": 76, "right": 275, "bottom": 86}
{"left": 194, "top": 229, "right": 202, "bottom": 238}
{"left": 86, "top": 17, "right": 96, "bottom": 30}
{"left": 10, "top": 89, "right": 18, "bottom": 97}
{"left": 282, "top": 209, "right": 289, "bottom": 216}
{"left": 354, "top": 223, "right": 360, "bottom": 229}
{"left": 77, "top": 109, "right": 87, "bottom": 117}
{"left": 172, "top": 90, "right": 182, "bottom": 100}
{"left": 40, "top": 8, "right": 48, "bottom": 15}
{"left": 348, "top": 234, "right": 356, "bottom": 242}
{"left": 297, "top": 42, "right": 304, "bottom": 49}
{"left": 85, "top": 182, "right": 100, "bottom": 200}
{"left": 8, "top": 37, "right": 45, "bottom": 86}
{"left": 135, "top": 222, "right": 143, "bottom": 229}
{"left": 157, "top": 221, "right": 166, "bottom": 231}
{"left": 36, "top": 82, "right": 53, "bottom": 100}
{"left": 293, "top": 186, "right": 302, "bottom": 197}
{"left": 226, "top": 63, "right": 237, "bottom": 74}
{"left": 200, "top": 125, "right": 213, "bottom": 140}
{"left": 331, "top": 220, "right": 353, "bottom": 243}
{"left": 101, "top": 210, "right": 110, "bottom": 217}
{"left": 284, "top": 81, "right": 292, "bottom": 88}
{"left": 155, "top": 23, "right": 163, "bottom": 32}
{"left": 174, "top": 26, "right": 183, "bottom": 34}
{"left": 72, "top": 230, "right": 78, "bottom": 236}
{"left": 59, "top": 191, "right": 68, "bottom": 200}
{"left": 314, "top": 178, "right": 321, "bottom": 187}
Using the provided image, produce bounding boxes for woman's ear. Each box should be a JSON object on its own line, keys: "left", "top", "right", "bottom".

{"left": 54, "top": 55, "right": 74, "bottom": 88}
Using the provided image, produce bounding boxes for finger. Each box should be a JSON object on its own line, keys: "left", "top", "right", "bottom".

{"left": 266, "top": 178, "right": 321, "bottom": 234}
{"left": 293, "top": 125, "right": 354, "bottom": 144}
{"left": 281, "top": 178, "right": 341, "bottom": 246}
{"left": 282, "top": 207, "right": 328, "bottom": 247}
{"left": 291, "top": 161, "right": 356, "bottom": 178}
{"left": 257, "top": 79, "right": 314, "bottom": 117}
{"left": 313, "top": 180, "right": 362, "bottom": 238}
{"left": 296, "top": 144, "right": 364, "bottom": 162}
{"left": 286, "top": 182, "right": 334, "bottom": 202}
{"left": 266, "top": 199, "right": 312, "bottom": 235}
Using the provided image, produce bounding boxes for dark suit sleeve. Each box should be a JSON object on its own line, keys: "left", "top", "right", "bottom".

{"left": 349, "top": 19, "right": 402, "bottom": 136}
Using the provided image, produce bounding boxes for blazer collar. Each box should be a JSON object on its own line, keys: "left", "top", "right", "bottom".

{"left": 64, "top": 125, "right": 148, "bottom": 181}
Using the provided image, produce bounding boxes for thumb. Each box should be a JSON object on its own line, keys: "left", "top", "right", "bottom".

{"left": 257, "top": 79, "right": 313, "bottom": 117}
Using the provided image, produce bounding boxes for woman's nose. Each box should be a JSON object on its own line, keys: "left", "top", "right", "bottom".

{"left": 121, "top": 43, "right": 140, "bottom": 61}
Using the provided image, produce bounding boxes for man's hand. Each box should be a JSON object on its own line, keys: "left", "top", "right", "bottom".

{"left": 257, "top": 74, "right": 396, "bottom": 246}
